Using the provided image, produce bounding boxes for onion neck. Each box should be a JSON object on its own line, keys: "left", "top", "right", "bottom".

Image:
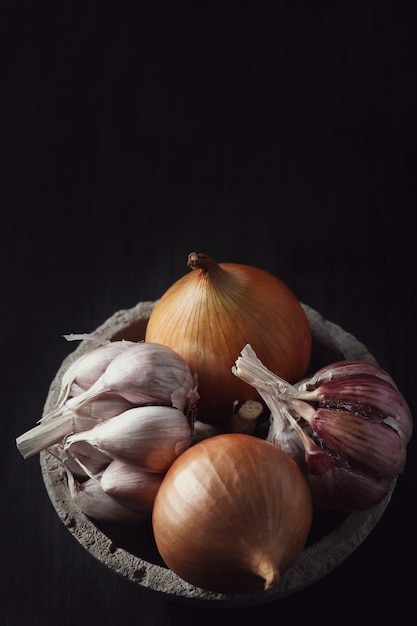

{"left": 186, "top": 251, "right": 240, "bottom": 297}
{"left": 187, "top": 252, "right": 216, "bottom": 272}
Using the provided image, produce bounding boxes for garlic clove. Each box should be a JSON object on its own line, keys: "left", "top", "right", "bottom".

{"left": 50, "top": 340, "right": 137, "bottom": 415}
{"left": 65, "top": 405, "right": 192, "bottom": 472}
{"left": 297, "top": 374, "right": 413, "bottom": 444}
{"left": 66, "top": 470, "right": 146, "bottom": 524}
{"left": 302, "top": 406, "right": 406, "bottom": 479}
{"left": 294, "top": 436, "right": 394, "bottom": 511}
{"left": 100, "top": 459, "right": 164, "bottom": 514}
{"left": 328, "top": 466, "right": 393, "bottom": 512}
{"left": 64, "top": 342, "right": 199, "bottom": 416}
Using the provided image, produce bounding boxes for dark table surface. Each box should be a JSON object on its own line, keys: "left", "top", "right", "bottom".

{"left": 2, "top": 2, "right": 416, "bottom": 624}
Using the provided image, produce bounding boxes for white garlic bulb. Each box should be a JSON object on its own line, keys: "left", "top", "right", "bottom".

{"left": 16, "top": 339, "right": 199, "bottom": 524}
{"left": 16, "top": 341, "right": 199, "bottom": 459}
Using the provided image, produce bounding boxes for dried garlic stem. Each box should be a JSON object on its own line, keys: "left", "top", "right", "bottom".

{"left": 228, "top": 399, "right": 263, "bottom": 434}
{"left": 233, "top": 344, "right": 310, "bottom": 460}
{"left": 16, "top": 413, "right": 79, "bottom": 459}
{"left": 232, "top": 344, "right": 304, "bottom": 399}
{"left": 232, "top": 345, "right": 299, "bottom": 423}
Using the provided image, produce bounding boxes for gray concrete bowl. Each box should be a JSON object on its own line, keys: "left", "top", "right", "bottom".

{"left": 39, "top": 302, "right": 395, "bottom": 607}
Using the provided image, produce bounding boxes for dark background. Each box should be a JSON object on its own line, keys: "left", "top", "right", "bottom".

{"left": 1, "top": 1, "right": 416, "bottom": 624}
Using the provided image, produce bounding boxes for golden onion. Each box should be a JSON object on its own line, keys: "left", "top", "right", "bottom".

{"left": 152, "top": 433, "right": 313, "bottom": 595}
{"left": 145, "top": 252, "right": 311, "bottom": 425}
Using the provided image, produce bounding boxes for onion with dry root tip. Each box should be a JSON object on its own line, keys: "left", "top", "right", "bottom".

{"left": 152, "top": 433, "right": 313, "bottom": 595}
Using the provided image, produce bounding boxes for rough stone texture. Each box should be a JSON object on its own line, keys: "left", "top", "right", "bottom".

{"left": 39, "top": 301, "right": 394, "bottom": 608}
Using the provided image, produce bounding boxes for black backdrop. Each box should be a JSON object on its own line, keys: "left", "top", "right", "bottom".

{"left": 2, "top": 2, "right": 416, "bottom": 624}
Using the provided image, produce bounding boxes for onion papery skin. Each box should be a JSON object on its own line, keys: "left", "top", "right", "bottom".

{"left": 145, "top": 254, "right": 312, "bottom": 425}
{"left": 152, "top": 433, "right": 313, "bottom": 595}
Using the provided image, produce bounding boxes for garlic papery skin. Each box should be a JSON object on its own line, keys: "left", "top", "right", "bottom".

{"left": 71, "top": 394, "right": 136, "bottom": 421}
{"left": 64, "top": 405, "right": 193, "bottom": 473}
{"left": 145, "top": 252, "right": 311, "bottom": 425}
{"left": 266, "top": 401, "right": 306, "bottom": 468}
{"left": 233, "top": 344, "right": 413, "bottom": 511}
{"left": 57, "top": 438, "right": 111, "bottom": 479}
{"left": 100, "top": 459, "right": 164, "bottom": 514}
{"left": 297, "top": 359, "right": 400, "bottom": 390}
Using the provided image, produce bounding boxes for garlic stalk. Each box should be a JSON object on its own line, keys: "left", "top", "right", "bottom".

{"left": 233, "top": 344, "right": 413, "bottom": 511}
{"left": 16, "top": 414, "right": 97, "bottom": 460}
{"left": 17, "top": 405, "right": 131, "bottom": 461}
{"left": 231, "top": 345, "right": 306, "bottom": 464}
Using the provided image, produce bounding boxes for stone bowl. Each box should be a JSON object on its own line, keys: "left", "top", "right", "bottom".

{"left": 39, "top": 302, "right": 395, "bottom": 608}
